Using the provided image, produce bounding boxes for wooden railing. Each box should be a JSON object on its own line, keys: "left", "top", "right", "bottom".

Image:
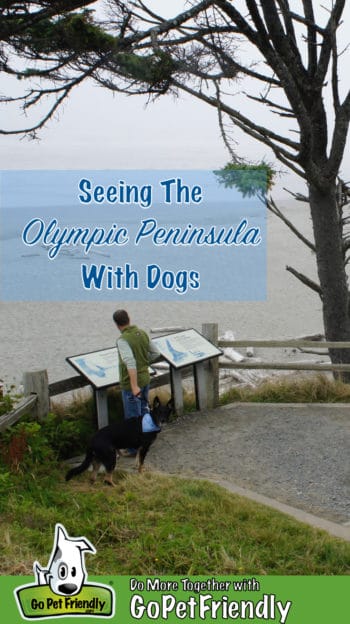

{"left": 0, "top": 370, "right": 174, "bottom": 433}
{"left": 217, "top": 339, "right": 350, "bottom": 373}
{"left": 1, "top": 325, "right": 350, "bottom": 432}
{"left": 0, "top": 395, "right": 37, "bottom": 433}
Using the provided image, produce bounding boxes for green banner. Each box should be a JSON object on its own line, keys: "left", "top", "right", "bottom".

{"left": 15, "top": 582, "right": 114, "bottom": 618}
{"left": 1, "top": 575, "right": 349, "bottom": 623}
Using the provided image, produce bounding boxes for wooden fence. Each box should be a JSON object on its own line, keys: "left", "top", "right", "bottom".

{"left": 1, "top": 323, "right": 350, "bottom": 432}
{"left": 0, "top": 369, "right": 173, "bottom": 433}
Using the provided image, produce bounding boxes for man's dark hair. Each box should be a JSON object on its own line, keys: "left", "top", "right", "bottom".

{"left": 113, "top": 309, "right": 130, "bottom": 327}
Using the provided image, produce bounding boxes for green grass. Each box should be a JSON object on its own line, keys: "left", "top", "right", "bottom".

{"left": 220, "top": 373, "right": 350, "bottom": 404}
{"left": 0, "top": 466, "right": 350, "bottom": 577}
{"left": 1, "top": 378, "right": 350, "bottom": 578}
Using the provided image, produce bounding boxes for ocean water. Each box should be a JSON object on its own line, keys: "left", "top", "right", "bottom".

{"left": 0, "top": 201, "right": 323, "bottom": 388}
{"left": 1, "top": 170, "right": 266, "bottom": 302}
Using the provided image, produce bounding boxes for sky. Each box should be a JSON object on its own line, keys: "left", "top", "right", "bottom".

{"left": 0, "top": 1, "right": 347, "bottom": 383}
{"left": 0, "top": 0, "right": 349, "bottom": 201}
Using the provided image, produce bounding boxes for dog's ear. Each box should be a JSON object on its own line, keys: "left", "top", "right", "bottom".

{"left": 153, "top": 396, "right": 161, "bottom": 408}
{"left": 166, "top": 399, "right": 174, "bottom": 413}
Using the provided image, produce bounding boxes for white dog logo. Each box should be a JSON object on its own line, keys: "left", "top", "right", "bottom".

{"left": 33, "top": 523, "right": 95, "bottom": 596}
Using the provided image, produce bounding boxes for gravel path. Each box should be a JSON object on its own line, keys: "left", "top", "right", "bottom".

{"left": 145, "top": 403, "right": 350, "bottom": 524}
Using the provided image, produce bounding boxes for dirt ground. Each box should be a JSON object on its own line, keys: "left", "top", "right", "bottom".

{"left": 136, "top": 402, "right": 350, "bottom": 524}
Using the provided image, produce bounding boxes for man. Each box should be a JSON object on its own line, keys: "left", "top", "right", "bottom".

{"left": 113, "top": 309, "right": 159, "bottom": 454}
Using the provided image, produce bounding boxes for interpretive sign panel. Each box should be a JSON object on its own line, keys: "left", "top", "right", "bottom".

{"left": 152, "top": 329, "right": 222, "bottom": 369}
{"left": 67, "top": 347, "right": 119, "bottom": 389}
{"left": 67, "top": 347, "right": 156, "bottom": 389}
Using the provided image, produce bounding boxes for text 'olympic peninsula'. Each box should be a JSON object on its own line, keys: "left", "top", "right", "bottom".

{"left": 22, "top": 218, "right": 261, "bottom": 260}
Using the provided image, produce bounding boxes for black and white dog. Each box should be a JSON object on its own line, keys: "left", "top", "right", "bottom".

{"left": 65, "top": 396, "right": 172, "bottom": 486}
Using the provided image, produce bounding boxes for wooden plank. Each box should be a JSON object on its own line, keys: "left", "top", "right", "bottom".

{"left": 0, "top": 395, "right": 37, "bottom": 432}
{"left": 150, "top": 372, "right": 171, "bottom": 389}
{"left": 49, "top": 375, "right": 91, "bottom": 397}
{"left": 23, "top": 370, "right": 49, "bottom": 421}
{"left": 201, "top": 323, "right": 219, "bottom": 408}
{"left": 50, "top": 371, "right": 173, "bottom": 398}
{"left": 170, "top": 367, "right": 184, "bottom": 416}
{"left": 218, "top": 340, "right": 350, "bottom": 349}
{"left": 151, "top": 327, "right": 186, "bottom": 334}
{"left": 194, "top": 362, "right": 207, "bottom": 410}
{"left": 95, "top": 389, "right": 109, "bottom": 429}
{"left": 219, "top": 361, "right": 350, "bottom": 372}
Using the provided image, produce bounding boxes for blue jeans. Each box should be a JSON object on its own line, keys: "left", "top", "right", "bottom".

{"left": 121, "top": 384, "right": 150, "bottom": 420}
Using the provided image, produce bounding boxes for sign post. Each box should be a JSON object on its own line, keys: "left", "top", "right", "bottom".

{"left": 66, "top": 347, "right": 119, "bottom": 429}
{"left": 170, "top": 367, "right": 185, "bottom": 416}
{"left": 94, "top": 388, "right": 109, "bottom": 428}
{"left": 152, "top": 329, "right": 222, "bottom": 413}
{"left": 67, "top": 348, "right": 156, "bottom": 428}
{"left": 194, "top": 362, "right": 208, "bottom": 411}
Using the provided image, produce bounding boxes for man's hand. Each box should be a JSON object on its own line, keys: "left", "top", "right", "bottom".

{"left": 132, "top": 384, "right": 141, "bottom": 397}
{"left": 128, "top": 368, "right": 141, "bottom": 397}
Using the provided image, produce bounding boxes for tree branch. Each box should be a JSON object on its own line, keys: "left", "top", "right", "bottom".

{"left": 286, "top": 265, "right": 322, "bottom": 297}
{"left": 267, "top": 196, "right": 316, "bottom": 252}
{"left": 259, "top": 0, "right": 308, "bottom": 80}
{"left": 301, "top": 0, "right": 318, "bottom": 76}
{"left": 315, "top": 0, "right": 346, "bottom": 86}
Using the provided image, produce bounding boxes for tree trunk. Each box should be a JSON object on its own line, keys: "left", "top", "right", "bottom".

{"left": 309, "top": 182, "right": 350, "bottom": 377}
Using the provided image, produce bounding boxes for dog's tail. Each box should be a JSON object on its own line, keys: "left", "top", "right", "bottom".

{"left": 65, "top": 448, "right": 94, "bottom": 481}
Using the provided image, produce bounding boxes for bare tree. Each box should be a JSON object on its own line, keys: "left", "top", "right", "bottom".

{"left": 2, "top": 1, "right": 350, "bottom": 370}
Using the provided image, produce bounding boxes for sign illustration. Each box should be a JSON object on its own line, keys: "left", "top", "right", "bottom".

{"left": 67, "top": 347, "right": 155, "bottom": 390}
{"left": 152, "top": 329, "right": 223, "bottom": 369}
{"left": 67, "top": 347, "right": 119, "bottom": 389}
{"left": 14, "top": 524, "right": 115, "bottom": 620}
